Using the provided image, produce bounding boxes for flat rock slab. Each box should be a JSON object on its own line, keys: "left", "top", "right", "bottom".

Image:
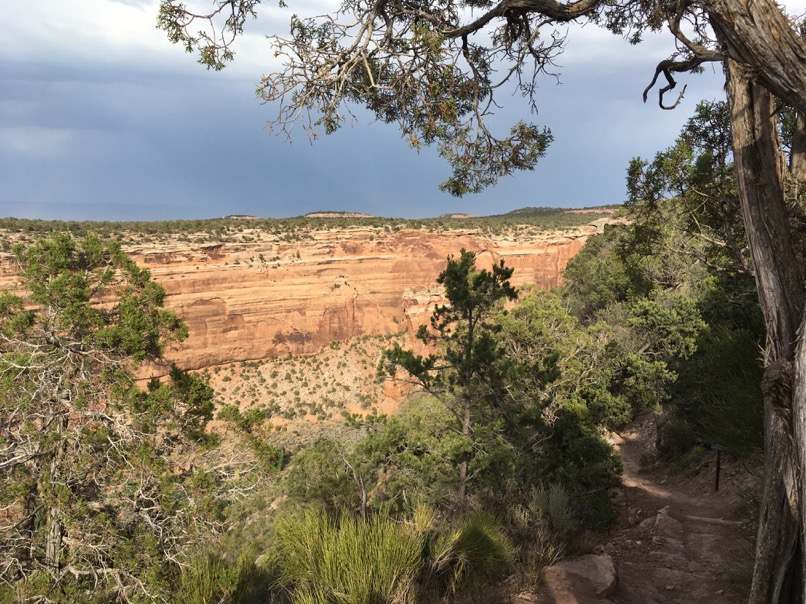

{"left": 654, "top": 509, "right": 684, "bottom": 537}
{"left": 538, "top": 553, "right": 619, "bottom": 602}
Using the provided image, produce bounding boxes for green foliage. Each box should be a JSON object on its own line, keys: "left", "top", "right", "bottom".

{"left": 494, "top": 288, "right": 675, "bottom": 516}
{"left": 174, "top": 549, "right": 268, "bottom": 604}
{"left": 547, "top": 400, "right": 622, "bottom": 525}
{"left": 669, "top": 443, "right": 707, "bottom": 473}
{"left": 217, "top": 404, "right": 288, "bottom": 471}
{"left": 624, "top": 101, "right": 748, "bottom": 284}
{"left": 354, "top": 394, "right": 516, "bottom": 510}
{"left": 426, "top": 513, "right": 516, "bottom": 595}
{"left": 376, "top": 256, "right": 632, "bottom": 524}
{"left": 439, "top": 122, "right": 553, "bottom": 196}
{"left": 144, "top": 367, "right": 217, "bottom": 443}
{"left": 382, "top": 248, "right": 517, "bottom": 396}
{"left": 0, "top": 208, "right": 617, "bottom": 241}
{"left": 507, "top": 484, "right": 576, "bottom": 569}
{"left": 680, "top": 327, "right": 764, "bottom": 456}
{"left": 498, "top": 291, "right": 656, "bottom": 425}
{"left": 11, "top": 232, "right": 186, "bottom": 361}
{"left": 284, "top": 439, "right": 360, "bottom": 514}
{"left": 557, "top": 101, "right": 766, "bottom": 478}
{"left": 0, "top": 234, "right": 226, "bottom": 601}
{"left": 614, "top": 100, "right": 765, "bottom": 462}
{"left": 269, "top": 509, "right": 425, "bottom": 604}
{"left": 627, "top": 293, "right": 707, "bottom": 361}
{"left": 563, "top": 225, "right": 639, "bottom": 319}
{"left": 380, "top": 249, "right": 517, "bottom": 503}
{"left": 266, "top": 506, "right": 514, "bottom": 604}
{"left": 563, "top": 227, "right": 711, "bottom": 417}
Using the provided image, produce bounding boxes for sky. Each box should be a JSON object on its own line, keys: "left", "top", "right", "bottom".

{"left": 0, "top": 1, "right": 792, "bottom": 221}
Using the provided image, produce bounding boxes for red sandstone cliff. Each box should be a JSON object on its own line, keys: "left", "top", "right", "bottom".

{"left": 131, "top": 227, "right": 592, "bottom": 370}
{"left": 0, "top": 225, "right": 596, "bottom": 372}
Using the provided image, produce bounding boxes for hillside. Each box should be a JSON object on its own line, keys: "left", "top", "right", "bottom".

{"left": 0, "top": 212, "right": 621, "bottom": 437}
{"left": 0, "top": 214, "right": 616, "bottom": 376}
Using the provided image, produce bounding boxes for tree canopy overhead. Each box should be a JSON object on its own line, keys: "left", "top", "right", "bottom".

{"left": 158, "top": 0, "right": 805, "bottom": 195}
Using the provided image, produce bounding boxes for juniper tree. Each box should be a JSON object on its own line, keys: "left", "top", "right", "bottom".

{"left": 0, "top": 234, "right": 223, "bottom": 602}
{"left": 380, "top": 249, "right": 517, "bottom": 505}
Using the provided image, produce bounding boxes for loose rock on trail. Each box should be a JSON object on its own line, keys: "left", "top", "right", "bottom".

{"left": 518, "top": 413, "right": 752, "bottom": 603}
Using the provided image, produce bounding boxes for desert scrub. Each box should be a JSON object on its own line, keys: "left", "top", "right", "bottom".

{"left": 174, "top": 549, "right": 267, "bottom": 604}
{"left": 268, "top": 509, "right": 423, "bottom": 604}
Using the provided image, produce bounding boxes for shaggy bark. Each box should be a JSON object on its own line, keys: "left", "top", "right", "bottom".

{"left": 792, "top": 113, "right": 806, "bottom": 183}
{"left": 710, "top": 0, "right": 806, "bottom": 116}
{"left": 727, "top": 59, "right": 805, "bottom": 604}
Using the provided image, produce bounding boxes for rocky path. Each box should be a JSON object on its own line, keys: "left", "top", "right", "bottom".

{"left": 605, "top": 420, "right": 748, "bottom": 603}
{"left": 521, "top": 415, "right": 751, "bottom": 603}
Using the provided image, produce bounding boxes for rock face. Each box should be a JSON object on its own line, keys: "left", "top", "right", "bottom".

{"left": 530, "top": 554, "right": 619, "bottom": 603}
{"left": 0, "top": 226, "right": 596, "bottom": 372}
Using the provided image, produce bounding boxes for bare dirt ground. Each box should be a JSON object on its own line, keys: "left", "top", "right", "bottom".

{"left": 518, "top": 413, "right": 754, "bottom": 603}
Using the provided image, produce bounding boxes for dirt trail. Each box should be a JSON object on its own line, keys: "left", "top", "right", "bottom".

{"left": 605, "top": 416, "right": 749, "bottom": 603}
{"left": 518, "top": 414, "right": 751, "bottom": 603}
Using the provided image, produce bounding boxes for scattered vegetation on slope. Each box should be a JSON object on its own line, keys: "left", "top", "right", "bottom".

{"left": 0, "top": 206, "right": 614, "bottom": 250}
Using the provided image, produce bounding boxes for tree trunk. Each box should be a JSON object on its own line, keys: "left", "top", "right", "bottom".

{"left": 44, "top": 508, "right": 63, "bottom": 574}
{"left": 457, "top": 404, "right": 472, "bottom": 504}
{"left": 43, "top": 412, "right": 67, "bottom": 576}
{"left": 791, "top": 113, "right": 806, "bottom": 192}
{"left": 793, "top": 110, "right": 806, "bottom": 604}
{"left": 727, "top": 59, "right": 805, "bottom": 604}
{"left": 710, "top": 0, "right": 806, "bottom": 116}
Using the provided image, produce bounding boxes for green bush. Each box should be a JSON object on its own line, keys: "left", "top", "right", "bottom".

{"left": 270, "top": 509, "right": 424, "bottom": 604}
{"left": 175, "top": 550, "right": 267, "bottom": 604}
{"left": 284, "top": 439, "right": 359, "bottom": 514}
{"left": 692, "top": 327, "right": 763, "bottom": 456}
{"left": 657, "top": 415, "right": 698, "bottom": 458}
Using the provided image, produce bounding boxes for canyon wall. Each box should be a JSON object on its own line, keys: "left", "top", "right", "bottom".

{"left": 0, "top": 224, "right": 598, "bottom": 372}
{"left": 128, "top": 226, "right": 594, "bottom": 371}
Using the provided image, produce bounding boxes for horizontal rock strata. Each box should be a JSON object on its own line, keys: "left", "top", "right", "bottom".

{"left": 0, "top": 226, "right": 596, "bottom": 372}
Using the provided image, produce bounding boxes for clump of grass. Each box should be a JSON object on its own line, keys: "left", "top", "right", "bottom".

{"left": 508, "top": 484, "right": 576, "bottom": 571}
{"left": 426, "top": 513, "right": 516, "bottom": 595}
{"left": 175, "top": 549, "right": 267, "bottom": 604}
{"left": 267, "top": 507, "right": 515, "bottom": 604}
{"left": 270, "top": 509, "right": 424, "bottom": 604}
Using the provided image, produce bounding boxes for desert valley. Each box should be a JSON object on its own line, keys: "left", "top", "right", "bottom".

{"left": 0, "top": 212, "right": 611, "bottom": 432}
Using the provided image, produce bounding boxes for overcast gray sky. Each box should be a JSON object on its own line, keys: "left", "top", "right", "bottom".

{"left": 1, "top": 0, "right": 796, "bottom": 221}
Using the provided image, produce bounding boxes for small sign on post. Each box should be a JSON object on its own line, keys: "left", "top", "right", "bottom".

{"left": 711, "top": 444, "right": 727, "bottom": 492}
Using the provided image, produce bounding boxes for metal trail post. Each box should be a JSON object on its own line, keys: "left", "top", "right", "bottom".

{"left": 711, "top": 444, "right": 726, "bottom": 492}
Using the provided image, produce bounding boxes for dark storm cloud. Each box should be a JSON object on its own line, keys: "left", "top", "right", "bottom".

{"left": 0, "top": 2, "right": 728, "bottom": 221}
